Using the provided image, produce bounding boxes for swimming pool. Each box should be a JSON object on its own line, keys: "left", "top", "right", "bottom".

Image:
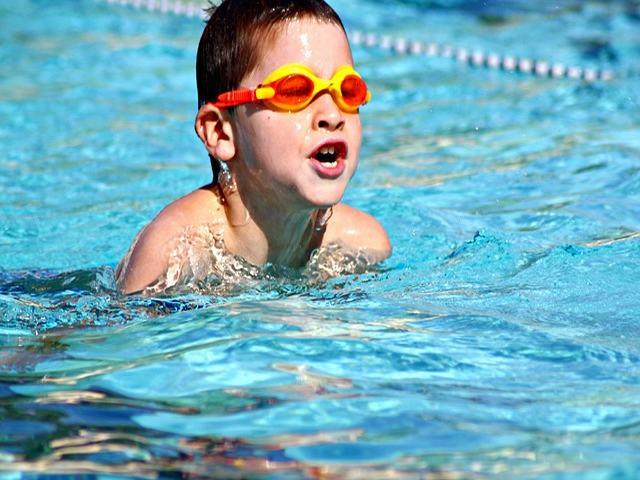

{"left": 2, "top": 0, "right": 640, "bottom": 477}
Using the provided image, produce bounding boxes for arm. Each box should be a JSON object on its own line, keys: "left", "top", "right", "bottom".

{"left": 115, "top": 215, "right": 183, "bottom": 295}
{"left": 116, "top": 186, "right": 223, "bottom": 294}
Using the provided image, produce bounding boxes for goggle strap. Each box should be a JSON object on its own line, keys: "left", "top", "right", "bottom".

{"left": 213, "top": 88, "right": 257, "bottom": 109}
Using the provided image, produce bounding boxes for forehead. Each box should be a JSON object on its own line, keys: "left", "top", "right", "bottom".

{"left": 246, "top": 18, "right": 353, "bottom": 84}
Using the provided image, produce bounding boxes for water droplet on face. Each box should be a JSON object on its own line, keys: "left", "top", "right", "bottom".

{"left": 299, "top": 32, "right": 312, "bottom": 60}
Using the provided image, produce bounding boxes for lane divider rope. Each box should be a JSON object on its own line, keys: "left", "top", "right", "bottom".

{"left": 102, "top": 0, "right": 615, "bottom": 82}
{"left": 349, "top": 31, "right": 613, "bottom": 81}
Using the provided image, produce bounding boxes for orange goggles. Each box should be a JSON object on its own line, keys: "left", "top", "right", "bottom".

{"left": 212, "top": 64, "right": 371, "bottom": 113}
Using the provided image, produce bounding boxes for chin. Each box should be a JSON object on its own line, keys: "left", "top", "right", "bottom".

{"left": 301, "top": 184, "right": 346, "bottom": 209}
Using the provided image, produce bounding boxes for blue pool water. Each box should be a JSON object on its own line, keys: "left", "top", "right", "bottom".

{"left": 2, "top": 0, "right": 640, "bottom": 477}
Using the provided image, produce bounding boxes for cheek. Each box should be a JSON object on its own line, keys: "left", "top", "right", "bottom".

{"left": 262, "top": 118, "right": 286, "bottom": 153}
{"left": 355, "top": 119, "right": 362, "bottom": 141}
{"left": 239, "top": 113, "right": 306, "bottom": 168}
{"left": 238, "top": 113, "right": 274, "bottom": 157}
{"left": 260, "top": 114, "right": 308, "bottom": 153}
{"left": 349, "top": 116, "right": 363, "bottom": 149}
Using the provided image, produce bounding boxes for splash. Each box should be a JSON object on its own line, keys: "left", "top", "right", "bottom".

{"left": 118, "top": 222, "right": 378, "bottom": 297}
{"left": 137, "top": 223, "right": 261, "bottom": 296}
{"left": 0, "top": 224, "right": 380, "bottom": 334}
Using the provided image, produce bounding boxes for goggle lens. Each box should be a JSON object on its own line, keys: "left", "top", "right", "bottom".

{"left": 272, "top": 74, "right": 315, "bottom": 106}
{"left": 340, "top": 75, "right": 368, "bottom": 107}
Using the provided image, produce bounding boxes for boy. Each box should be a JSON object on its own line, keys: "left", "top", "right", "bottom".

{"left": 116, "top": 0, "right": 391, "bottom": 294}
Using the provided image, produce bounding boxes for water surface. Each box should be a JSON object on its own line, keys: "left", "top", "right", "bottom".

{"left": 1, "top": 0, "right": 640, "bottom": 477}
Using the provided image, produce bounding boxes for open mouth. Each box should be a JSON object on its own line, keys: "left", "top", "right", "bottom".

{"left": 310, "top": 141, "right": 347, "bottom": 169}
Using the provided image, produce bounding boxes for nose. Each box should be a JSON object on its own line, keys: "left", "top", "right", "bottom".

{"left": 311, "top": 91, "right": 345, "bottom": 131}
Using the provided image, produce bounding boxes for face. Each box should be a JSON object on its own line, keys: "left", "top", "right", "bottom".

{"left": 231, "top": 18, "right": 363, "bottom": 212}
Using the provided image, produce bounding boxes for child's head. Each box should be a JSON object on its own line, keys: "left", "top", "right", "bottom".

{"left": 196, "top": 0, "right": 346, "bottom": 110}
{"left": 195, "top": 0, "right": 366, "bottom": 210}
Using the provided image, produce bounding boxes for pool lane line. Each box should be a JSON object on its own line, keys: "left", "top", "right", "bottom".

{"left": 101, "top": 0, "right": 615, "bottom": 82}
{"left": 349, "top": 31, "right": 614, "bottom": 82}
{"left": 104, "top": 0, "right": 206, "bottom": 17}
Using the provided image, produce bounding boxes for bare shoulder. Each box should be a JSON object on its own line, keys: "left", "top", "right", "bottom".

{"left": 322, "top": 203, "right": 392, "bottom": 261}
{"left": 116, "top": 185, "right": 224, "bottom": 294}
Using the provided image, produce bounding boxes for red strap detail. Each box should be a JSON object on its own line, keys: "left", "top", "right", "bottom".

{"left": 213, "top": 88, "right": 257, "bottom": 108}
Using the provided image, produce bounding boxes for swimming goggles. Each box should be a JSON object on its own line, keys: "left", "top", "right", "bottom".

{"left": 213, "top": 63, "right": 371, "bottom": 113}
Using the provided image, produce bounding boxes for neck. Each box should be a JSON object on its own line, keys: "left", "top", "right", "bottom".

{"left": 222, "top": 186, "right": 319, "bottom": 267}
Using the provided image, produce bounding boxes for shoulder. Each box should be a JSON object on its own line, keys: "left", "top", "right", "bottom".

{"left": 116, "top": 185, "right": 224, "bottom": 294}
{"left": 322, "top": 203, "right": 392, "bottom": 262}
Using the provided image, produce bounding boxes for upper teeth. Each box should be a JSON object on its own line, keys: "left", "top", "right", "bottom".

{"left": 320, "top": 146, "right": 335, "bottom": 155}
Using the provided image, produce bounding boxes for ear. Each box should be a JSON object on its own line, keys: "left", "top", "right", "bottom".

{"left": 194, "top": 103, "right": 236, "bottom": 162}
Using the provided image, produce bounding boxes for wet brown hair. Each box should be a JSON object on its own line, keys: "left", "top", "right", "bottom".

{"left": 195, "top": 0, "right": 347, "bottom": 179}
